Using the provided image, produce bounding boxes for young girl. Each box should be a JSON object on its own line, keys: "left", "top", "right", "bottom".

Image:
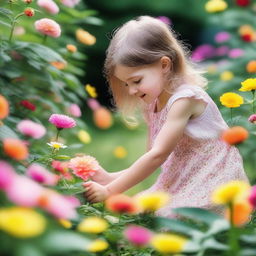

{"left": 84, "top": 16, "right": 249, "bottom": 218}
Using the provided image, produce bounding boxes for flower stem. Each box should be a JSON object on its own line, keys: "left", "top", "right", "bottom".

{"left": 9, "top": 13, "right": 25, "bottom": 42}
{"left": 252, "top": 90, "right": 255, "bottom": 113}
{"left": 230, "top": 108, "right": 233, "bottom": 126}
{"left": 55, "top": 128, "right": 61, "bottom": 141}
{"left": 42, "top": 34, "right": 48, "bottom": 44}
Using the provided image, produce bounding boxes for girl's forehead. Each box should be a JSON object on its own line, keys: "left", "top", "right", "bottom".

{"left": 114, "top": 65, "right": 143, "bottom": 81}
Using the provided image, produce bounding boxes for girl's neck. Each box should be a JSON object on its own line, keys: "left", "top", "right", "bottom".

{"left": 154, "top": 89, "right": 172, "bottom": 113}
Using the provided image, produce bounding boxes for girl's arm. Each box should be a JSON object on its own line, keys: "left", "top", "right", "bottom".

{"left": 105, "top": 98, "right": 195, "bottom": 195}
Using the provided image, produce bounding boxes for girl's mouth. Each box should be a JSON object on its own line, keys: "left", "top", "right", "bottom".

{"left": 140, "top": 94, "right": 146, "bottom": 98}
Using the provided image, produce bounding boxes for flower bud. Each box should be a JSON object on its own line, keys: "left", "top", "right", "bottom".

{"left": 23, "top": 0, "right": 33, "bottom": 3}
{"left": 24, "top": 7, "right": 35, "bottom": 17}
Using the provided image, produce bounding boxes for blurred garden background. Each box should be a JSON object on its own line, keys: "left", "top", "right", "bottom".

{"left": 1, "top": 0, "right": 256, "bottom": 255}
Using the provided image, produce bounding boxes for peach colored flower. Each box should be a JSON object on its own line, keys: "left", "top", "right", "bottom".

{"left": 3, "top": 138, "right": 29, "bottom": 160}
{"left": 60, "top": 0, "right": 80, "bottom": 7}
{"left": 66, "top": 44, "right": 77, "bottom": 53}
{"left": 69, "top": 155, "right": 100, "bottom": 181}
{"left": 37, "top": 0, "right": 59, "bottom": 14}
{"left": 76, "top": 29, "right": 96, "bottom": 45}
{"left": 50, "top": 61, "right": 66, "bottom": 70}
{"left": 17, "top": 120, "right": 46, "bottom": 139}
{"left": 35, "top": 18, "right": 61, "bottom": 38}
{"left": 221, "top": 126, "right": 249, "bottom": 145}
{"left": 67, "top": 104, "right": 81, "bottom": 117}
{"left": 0, "top": 95, "right": 9, "bottom": 119}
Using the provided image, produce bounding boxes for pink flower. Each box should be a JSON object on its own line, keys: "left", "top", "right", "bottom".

{"left": 157, "top": 16, "right": 172, "bottom": 25}
{"left": 64, "top": 195, "right": 81, "bottom": 207}
{"left": 67, "top": 104, "right": 81, "bottom": 117}
{"left": 191, "top": 44, "right": 215, "bottom": 62}
{"left": 249, "top": 185, "right": 256, "bottom": 208}
{"left": 248, "top": 114, "right": 256, "bottom": 124}
{"left": 215, "top": 46, "right": 229, "bottom": 56}
{"left": 17, "top": 120, "right": 46, "bottom": 139}
{"left": 0, "top": 161, "right": 16, "bottom": 190}
{"left": 35, "top": 18, "right": 61, "bottom": 38}
{"left": 49, "top": 114, "right": 76, "bottom": 129}
{"left": 5, "top": 175, "right": 44, "bottom": 207}
{"left": 124, "top": 225, "right": 152, "bottom": 247}
{"left": 69, "top": 155, "right": 100, "bottom": 181}
{"left": 87, "top": 98, "right": 100, "bottom": 111}
{"left": 228, "top": 48, "right": 244, "bottom": 58}
{"left": 60, "top": 0, "right": 80, "bottom": 7}
{"left": 27, "top": 163, "right": 59, "bottom": 186}
{"left": 38, "top": 190, "right": 77, "bottom": 219}
{"left": 215, "top": 31, "right": 231, "bottom": 43}
{"left": 37, "top": 0, "right": 59, "bottom": 14}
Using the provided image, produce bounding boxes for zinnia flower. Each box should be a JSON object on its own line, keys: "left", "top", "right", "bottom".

{"left": 157, "top": 16, "right": 172, "bottom": 25}
{"left": 0, "top": 95, "right": 9, "bottom": 119}
{"left": 60, "top": 0, "right": 80, "bottom": 7}
{"left": 66, "top": 44, "right": 77, "bottom": 53}
{"left": 212, "top": 180, "right": 251, "bottom": 205}
{"left": 246, "top": 60, "right": 256, "bottom": 73}
{"left": 239, "top": 78, "right": 256, "bottom": 91}
{"left": 77, "top": 217, "right": 108, "bottom": 234}
{"left": 105, "top": 194, "right": 140, "bottom": 214}
{"left": 248, "top": 185, "right": 256, "bottom": 208}
{"left": 27, "top": 163, "right": 59, "bottom": 186}
{"left": 69, "top": 155, "right": 100, "bottom": 180}
{"left": 49, "top": 114, "right": 76, "bottom": 129}
{"left": 228, "top": 48, "right": 244, "bottom": 58}
{"left": 205, "top": 0, "right": 228, "bottom": 13}
{"left": 85, "top": 84, "right": 98, "bottom": 98}
{"left": 67, "top": 104, "right": 81, "bottom": 117}
{"left": 135, "top": 191, "right": 170, "bottom": 212}
{"left": 113, "top": 146, "right": 127, "bottom": 159}
{"left": 86, "top": 239, "right": 109, "bottom": 253}
{"left": 77, "top": 130, "right": 91, "bottom": 144}
{"left": 0, "top": 207, "right": 46, "bottom": 238}
{"left": 17, "top": 120, "right": 46, "bottom": 139}
{"left": 35, "top": 18, "right": 61, "bottom": 38}
{"left": 124, "top": 225, "right": 152, "bottom": 247}
{"left": 24, "top": 7, "right": 35, "bottom": 16}
{"left": 236, "top": 0, "right": 250, "bottom": 6}
{"left": 215, "top": 31, "right": 230, "bottom": 43}
{"left": 220, "top": 92, "right": 243, "bottom": 108}
{"left": 76, "top": 29, "right": 96, "bottom": 45}
{"left": 0, "top": 161, "right": 16, "bottom": 190}
{"left": 150, "top": 233, "right": 188, "bottom": 254}
{"left": 20, "top": 100, "right": 36, "bottom": 111}
{"left": 50, "top": 61, "right": 66, "bottom": 69}
{"left": 220, "top": 71, "right": 234, "bottom": 81}
{"left": 93, "top": 107, "right": 113, "bottom": 129}
{"left": 37, "top": 0, "right": 59, "bottom": 14}
{"left": 221, "top": 126, "right": 249, "bottom": 145}
{"left": 248, "top": 114, "right": 256, "bottom": 124}
{"left": 3, "top": 138, "right": 29, "bottom": 160}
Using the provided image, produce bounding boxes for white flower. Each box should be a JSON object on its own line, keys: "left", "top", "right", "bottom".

{"left": 47, "top": 142, "right": 67, "bottom": 150}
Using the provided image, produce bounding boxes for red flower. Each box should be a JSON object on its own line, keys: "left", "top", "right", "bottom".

{"left": 236, "top": 0, "right": 250, "bottom": 6}
{"left": 221, "top": 126, "right": 249, "bottom": 145}
{"left": 241, "top": 34, "right": 253, "bottom": 42}
{"left": 20, "top": 100, "right": 36, "bottom": 111}
{"left": 24, "top": 7, "right": 35, "bottom": 17}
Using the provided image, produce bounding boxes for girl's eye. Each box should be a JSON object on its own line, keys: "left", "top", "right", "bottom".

{"left": 134, "top": 79, "right": 141, "bottom": 84}
{"left": 124, "top": 83, "right": 128, "bottom": 87}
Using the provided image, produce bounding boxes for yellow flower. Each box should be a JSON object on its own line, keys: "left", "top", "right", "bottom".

{"left": 66, "top": 44, "right": 77, "bottom": 53}
{"left": 58, "top": 218, "right": 72, "bottom": 229}
{"left": 205, "top": 0, "right": 228, "bottom": 13}
{"left": 220, "top": 92, "right": 243, "bottom": 108}
{"left": 0, "top": 207, "right": 46, "bottom": 238}
{"left": 238, "top": 25, "right": 254, "bottom": 36}
{"left": 77, "top": 217, "right": 108, "bottom": 234}
{"left": 113, "top": 146, "right": 127, "bottom": 159}
{"left": 47, "top": 141, "right": 67, "bottom": 149}
{"left": 151, "top": 233, "right": 187, "bottom": 254}
{"left": 86, "top": 239, "right": 109, "bottom": 252}
{"left": 77, "top": 130, "right": 91, "bottom": 144}
{"left": 135, "top": 192, "right": 170, "bottom": 212}
{"left": 239, "top": 78, "right": 256, "bottom": 92}
{"left": 220, "top": 71, "right": 234, "bottom": 81}
{"left": 76, "top": 29, "right": 96, "bottom": 45}
{"left": 212, "top": 180, "right": 251, "bottom": 205}
{"left": 85, "top": 84, "right": 97, "bottom": 98}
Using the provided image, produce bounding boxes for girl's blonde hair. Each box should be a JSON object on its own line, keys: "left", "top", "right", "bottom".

{"left": 104, "top": 16, "right": 207, "bottom": 119}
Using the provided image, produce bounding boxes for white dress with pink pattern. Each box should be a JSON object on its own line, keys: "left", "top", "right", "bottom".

{"left": 140, "top": 84, "right": 249, "bottom": 218}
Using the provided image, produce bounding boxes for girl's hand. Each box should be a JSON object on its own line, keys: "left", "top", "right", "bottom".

{"left": 90, "top": 167, "right": 114, "bottom": 185}
{"left": 83, "top": 181, "right": 110, "bottom": 203}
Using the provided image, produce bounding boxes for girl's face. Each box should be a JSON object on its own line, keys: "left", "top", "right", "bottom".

{"left": 114, "top": 59, "right": 169, "bottom": 104}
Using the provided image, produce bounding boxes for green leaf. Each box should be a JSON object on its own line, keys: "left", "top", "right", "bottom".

{"left": 0, "top": 7, "right": 13, "bottom": 19}
{"left": 0, "top": 125, "right": 19, "bottom": 139}
{"left": 202, "top": 238, "right": 228, "bottom": 251}
{"left": 205, "top": 219, "right": 230, "bottom": 236}
{"left": 53, "top": 155, "right": 71, "bottom": 160}
{"left": 41, "top": 231, "right": 91, "bottom": 252}
{"left": 240, "top": 249, "right": 256, "bottom": 256}
{"left": 172, "top": 207, "right": 222, "bottom": 225}
{"left": 240, "top": 234, "right": 256, "bottom": 244}
{"left": 0, "top": 20, "right": 11, "bottom": 28}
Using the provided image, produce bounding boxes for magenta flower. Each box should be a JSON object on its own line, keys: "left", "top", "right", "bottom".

{"left": 67, "top": 104, "right": 81, "bottom": 117}
{"left": 0, "top": 161, "right": 16, "bottom": 190}
{"left": 157, "top": 16, "right": 172, "bottom": 25}
{"left": 35, "top": 18, "right": 61, "bottom": 38}
{"left": 39, "top": 190, "right": 77, "bottom": 219}
{"left": 5, "top": 175, "right": 44, "bottom": 207}
{"left": 17, "top": 120, "right": 46, "bottom": 139}
{"left": 124, "top": 225, "right": 153, "bottom": 247}
{"left": 249, "top": 185, "right": 256, "bottom": 208}
{"left": 49, "top": 114, "right": 76, "bottom": 129}
{"left": 228, "top": 48, "right": 244, "bottom": 58}
{"left": 37, "top": 0, "right": 59, "bottom": 14}
{"left": 215, "top": 31, "right": 231, "bottom": 43}
{"left": 27, "top": 163, "right": 59, "bottom": 186}
{"left": 87, "top": 98, "right": 100, "bottom": 111}
{"left": 191, "top": 44, "right": 215, "bottom": 62}
{"left": 60, "top": 0, "right": 80, "bottom": 7}
{"left": 248, "top": 114, "right": 256, "bottom": 124}
{"left": 215, "top": 46, "right": 229, "bottom": 57}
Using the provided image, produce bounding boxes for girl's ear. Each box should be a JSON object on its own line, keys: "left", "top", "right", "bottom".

{"left": 160, "top": 56, "right": 171, "bottom": 73}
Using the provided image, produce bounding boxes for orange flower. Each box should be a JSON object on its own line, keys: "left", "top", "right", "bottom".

{"left": 225, "top": 200, "right": 253, "bottom": 226}
{"left": 3, "top": 138, "right": 29, "bottom": 160}
{"left": 50, "top": 61, "right": 67, "bottom": 70}
{"left": 105, "top": 194, "right": 140, "bottom": 214}
{"left": 0, "top": 95, "right": 9, "bottom": 119}
{"left": 246, "top": 60, "right": 256, "bottom": 73}
{"left": 76, "top": 29, "right": 96, "bottom": 45}
{"left": 221, "top": 126, "right": 248, "bottom": 145}
{"left": 66, "top": 44, "right": 77, "bottom": 53}
{"left": 93, "top": 107, "right": 113, "bottom": 129}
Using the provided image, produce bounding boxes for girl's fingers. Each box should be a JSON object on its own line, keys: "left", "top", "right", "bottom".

{"left": 87, "top": 194, "right": 97, "bottom": 202}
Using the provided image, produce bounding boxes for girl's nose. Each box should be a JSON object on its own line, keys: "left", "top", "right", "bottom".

{"left": 128, "top": 85, "right": 138, "bottom": 96}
